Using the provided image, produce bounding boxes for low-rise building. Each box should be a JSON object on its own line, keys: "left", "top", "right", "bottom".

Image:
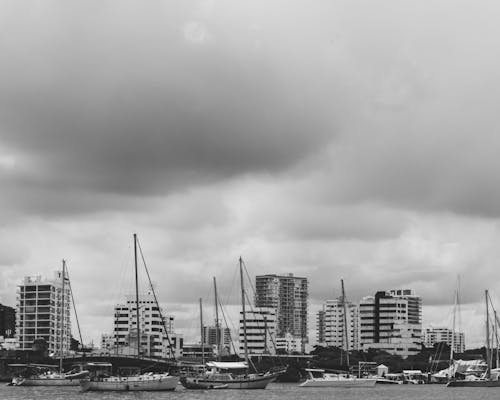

{"left": 424, "top": 327, "right": 465, "bottom": 353}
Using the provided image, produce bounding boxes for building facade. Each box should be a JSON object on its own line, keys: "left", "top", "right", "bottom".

{"left": 202, "top": 325, "right": 231, "bottom": 356}
{"left": 359, "top": 289, "right": 422, "bottom": 358}
{"left": 238, "top": 307, "right": 277, "bottom": 355}
{"left": 316, "top": 309, "right": 326, "bottom": 345}
{"left": 112, "top": 291, "right": 181, "bottom": 358}
{"left": 16, "top": 271, "right": 71, "bottom": 354}
{"left": 275, "top": 332, "right": 302, "bottom": 354}
{"left": 0, "top": 303, "right": 15, "bottom": 339}
{"left": 255, "top": 274, "right": 308, "bottom": 348}
{"left": 321, "top": 298, "right": 360, "bottom": 351}
{"left": 424, "top": 327, "right": 465, "bottom": 353}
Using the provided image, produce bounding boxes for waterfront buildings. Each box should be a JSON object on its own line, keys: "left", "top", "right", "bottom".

{"left": 318, "top": 298, "right": 360, "bottom": 351}
{"left": 112, "top": 291, "right": 182, "bottom": 358}
{"left": 255, "top": 273, "right": 308, "bottom": 350}
{"left": 424, "top": 327, "right": 465, "bottom": 353}
{"left": 0, "top": 303, "right": 15, "bottom": 339}
{"left": 238, "top": 307, "right": 277, "bottom": 355}
{"left": 16, "top": 271, "right": 71, "bottom": 354}
{"left": 359, "top": 289, "right": 422, "bottom": 358}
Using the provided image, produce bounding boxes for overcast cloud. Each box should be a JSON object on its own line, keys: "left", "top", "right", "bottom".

{"left": 1, "top": 0, "right": 500, "bottom": 348}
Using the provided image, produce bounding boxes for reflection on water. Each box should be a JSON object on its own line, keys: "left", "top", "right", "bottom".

{"left": 2, "top": 382, "right": 500, "bottom": 400}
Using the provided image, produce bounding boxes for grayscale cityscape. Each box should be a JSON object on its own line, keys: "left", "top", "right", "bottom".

{"left": 1, "top": 0, "right": 500, "bottom": 397}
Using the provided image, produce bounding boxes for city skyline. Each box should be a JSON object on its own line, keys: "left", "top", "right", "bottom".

{"left": 1, "top": 268, "right": 474, "bottom": 352}
{"left": 1, "top": 0, "right": 500, "bottom": 350}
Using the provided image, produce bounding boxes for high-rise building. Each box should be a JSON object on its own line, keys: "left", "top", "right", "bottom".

{"left": 321, "top": 298, "right": 360, "bottom": 351}
{"left": 0, "top": 303, "right": 15, "bottom": 339}
{"left": 255, "top": 274, "right": 308, "bottom": 347}
{"left": 113, "top": 291, "right": 182, "bottom": 358}
{"left": 239, "top": 307, "right": 277, "bottom": 355}
{"left": 202, "top": 325, "right": 231, "bottom": 354}
{"left": 16, "top": 271, "right": 71, "bottom": 353}
{"left": 424, "top": 327, "right": 465, "bottom": 353}
{"left": 359, "top": 289, "right": 422, "bottom": 358}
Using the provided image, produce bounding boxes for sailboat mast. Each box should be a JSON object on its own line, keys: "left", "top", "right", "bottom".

{"left": 450, "top": 287, "right": 457, "bottom": 368}
{"left": 485, "top": 290, "right": 491, "bottom": 379}
{"left": 240, "top": 257, "right": 249, "bottom": 365}
{"left": 495, "top": 310, "right": 499, "bottom": 369}
{"left": 341, "top": 279, "right": 350, "bottom": 368}
{"left": 213, "top": 277, "right": 221, "bottom": 360}
{"left": 134, "top": 233, "right": 141, "bottom": 359}
{"left": 60, "top": 259, "right": 66, "bottom": 374}
{"left": 200, "top": 298, "right": 205, "bottom": 364}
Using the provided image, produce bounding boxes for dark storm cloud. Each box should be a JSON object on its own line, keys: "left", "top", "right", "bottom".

{"left": 0, "top": 0, "right": 339, "bottom": 217}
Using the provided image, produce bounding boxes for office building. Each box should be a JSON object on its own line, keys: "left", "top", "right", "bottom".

{"left": 239, "top": 307, "right": 277, "bottom": 355}
{"left": 16, "top": 271, "right": 71, "bottom": 353}
{"left": 424, "top": 327, "right": 465, "bottom": 353}
{"left": 359, "top": 289, "right": 422, "bottom": 358}
{"left": 255, "top": 274, "right": 308, "bottom": 347}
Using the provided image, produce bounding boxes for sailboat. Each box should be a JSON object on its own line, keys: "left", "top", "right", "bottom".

{"left": 11, "top": 260, "right": 89, "bottom": 386}
{"left": 80, "top": 234, "right": 178, "bottom": 392}
{"left": 181, "top": 257, "right": 279, "bottom": 389}
{"left": 447, "top": 290, "right": 500, "bottom": 387}
{"left": 300, "top": 280, "right": 376, "bottom": 388}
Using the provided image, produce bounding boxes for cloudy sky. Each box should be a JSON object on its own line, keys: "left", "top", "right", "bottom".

{"left": 1, "top": 0, "right": 500, "bottom": 349}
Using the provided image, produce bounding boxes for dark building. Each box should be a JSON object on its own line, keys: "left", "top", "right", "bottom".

{"left": 0, "top": 303, "right": 15, "bottom": 338}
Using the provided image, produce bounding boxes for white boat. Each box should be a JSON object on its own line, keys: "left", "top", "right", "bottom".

{"left": 181, "top": 361, "right": 277, "bottom": 389}
{"left": 10, "top": 363, "right": 89, "bottom": 386}
{"left": 81, "top": 372, "right": 178, "bottom": 392}
{"left": 300, "top": 368, "right": 376, "bottom": 388}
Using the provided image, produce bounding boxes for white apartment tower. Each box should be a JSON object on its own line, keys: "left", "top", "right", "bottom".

{"left": 321, "top": 298, "right": 360, "bottom": 351}
{"left": 16, "top": 270, "right": 71, "bottom": 354}
{"left": 359, "top": 289, "right": 422, "bottom": 358}
{"left": 239, "top": 307, "right": 277, "bottom": 355}
{"left": 113, "top": 291, "right": 181, "bottom": 358}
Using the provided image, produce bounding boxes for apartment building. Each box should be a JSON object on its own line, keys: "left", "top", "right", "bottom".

{"left": 359, "top": 289, "right": 422, "bottom": 358}
{"left": 239, "top": 307, "right": 277, "bottom": 355}
{"left": 202, "top": 325, "right": 231, "bottom": 355}
{"left": 112, "top": 291, "right": 181, "bottom": 358}
{"left": 255, "top": 274, "right": 308, "bottom": 347}
{"left": 16, "top": 271, "right": 71, "bottom": 354}
{"left": 424, "top": 327, "right": 465, "bottom": 353}
{"left": 320, "top": 298, "right": 360, "bottom": 351}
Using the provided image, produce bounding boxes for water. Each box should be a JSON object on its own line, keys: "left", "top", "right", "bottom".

{"left": 1, "top": 382, "right": 500, "bottom": 400}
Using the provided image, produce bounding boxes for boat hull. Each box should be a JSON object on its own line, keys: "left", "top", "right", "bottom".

{"left": 181, "top": 374, "right": 275, "bottom": 389}
{"left": 447, "top": 379, "right": 500, "bottom": 387}
{"left": 300, "top": 378, "right": 377, "bottom": 388}
{"left": 80, "top": 375, "right": 178, "bottom": 391}
{"left": 12, "top": 377, "right": 81, "bottom": 386}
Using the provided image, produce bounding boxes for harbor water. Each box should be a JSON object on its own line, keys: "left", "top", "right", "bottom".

{"left": 2, "top": 382, "right": 500, "bottom": 400}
